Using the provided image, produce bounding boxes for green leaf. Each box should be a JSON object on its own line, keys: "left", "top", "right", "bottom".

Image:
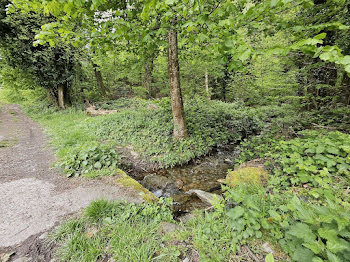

{"left": 265, "top": 253, "right": 274, "bottom": 262}
{"left": 270, "top": 0, "right": 279, "bottom": 7}
{"left": 314, "top": 33, "right": 327, "bottom": 40}
{"left": 94, "top": 162, "right": 102, "bottom": 169}
{"left": 316, "top": 145, "right": 325, "bottom": 154}
{"left": 326, "top": 237, "right": 349, "bottom": 253}
{"left": 326, "top": 147, "right": 340, "bottom": 155}
{"left": 165, "top": 0, "right": 176, "bottom": 5}
{"left": 269, "top": 210, "right": 281, "bottom": 221}
{"left": 318, "top": 227, "right": 338, "bottom": 240}
{"left": 256, "top": 231, "right": 263, "bottom": 238}
{"left": 287, "top": 223, "right": 316, "bottom": 243}
{"left": 303, "top": 241, "right": 324, "bottom": 254}
{"left": 312, "top": 257, "right": 324, "bottom": 262}
{"left": 339, "top": 55, "right": 350, "bottom": 65}
{"left": 292, "top": 247, "right": 314, "bottom": 262}
{"left": 327, "top": 251, "right": 342, "bottom": 262}
{"left": 345, "top": 64, "right": 350, "bottom": 74}
{"left": 227, "top": 206, "right": 245, "bottom": 220}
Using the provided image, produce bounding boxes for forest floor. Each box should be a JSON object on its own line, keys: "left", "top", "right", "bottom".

{"left": 0, "top": 104, "right": 144, "bottom": 262}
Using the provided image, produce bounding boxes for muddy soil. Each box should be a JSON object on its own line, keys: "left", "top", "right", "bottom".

{"left": 0, "top": 104, "right": 143, "bottom": 261}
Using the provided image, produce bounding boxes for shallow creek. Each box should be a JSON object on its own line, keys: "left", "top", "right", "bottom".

{"left": 131, "top": 145, "right": 241, "bottom": 215}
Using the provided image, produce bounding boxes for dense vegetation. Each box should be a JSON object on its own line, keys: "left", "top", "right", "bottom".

{"left": 1, "top": 0, "right": 350, "bottom": 261}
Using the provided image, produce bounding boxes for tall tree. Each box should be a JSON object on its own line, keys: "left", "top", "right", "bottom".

{"left": 13, "top": 0, "right": 350, "bottom": 129}
{"left": 0, "top": 0, "right": 78, "bottom": 108}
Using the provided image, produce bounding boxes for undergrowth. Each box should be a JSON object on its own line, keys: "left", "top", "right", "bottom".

{"left": 51, "top": 198, "right": 180, "bottom": 262}
{"left": 86, "top": 98, "right": 260, "bottom": 167}
{"left": 23, "top": 98, "right": 260, "bottom": 176}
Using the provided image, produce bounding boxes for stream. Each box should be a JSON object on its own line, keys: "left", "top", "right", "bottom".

{"left": 130, "top": 144, "right": 241, "bottom": 216}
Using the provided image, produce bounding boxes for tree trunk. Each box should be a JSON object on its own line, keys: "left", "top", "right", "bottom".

{"left": 144, "top": 57, "right": 154, "bottom": 97}
{"left": 167, "top": 27, "right": 188, "bottom": 139}
{"left": 94, "top": 67, "right": 107, "bottom": 96}
{"left": 205, "top": 68, "right": 210, "bottom": 99}
{"left": 222, "top": 55, "right": 232, "bottom": 102}
{"left": 57, "top": 84, "right": 65, "bottom": 109}
{"left": 47, "top": 88, "right": 58, "bottom": 106}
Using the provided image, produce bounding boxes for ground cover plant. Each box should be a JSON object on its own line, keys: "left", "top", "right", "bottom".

{"left": 176, "top": 183, "right": 350, "bottom": 262}
{"left": 23, "top": 98, "right": 260, "bottom": 177}
{"left": 235, "top": 130, "right": 350, "bottom": 203}
{"left": 87, "top": 98, "right": 261, "bottom": 167}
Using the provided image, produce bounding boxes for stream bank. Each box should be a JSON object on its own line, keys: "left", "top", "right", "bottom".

{"left": 125, "top": 144, "right": 241, "bottom": 216}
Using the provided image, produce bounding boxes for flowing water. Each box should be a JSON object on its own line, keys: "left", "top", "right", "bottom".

{"left": 131, "top": 145, "right": 241, "bottom": 215}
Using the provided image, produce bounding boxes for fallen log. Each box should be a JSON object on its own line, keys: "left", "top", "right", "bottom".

{"left": 84, "top": 100, "right": 118, "bottom": 116}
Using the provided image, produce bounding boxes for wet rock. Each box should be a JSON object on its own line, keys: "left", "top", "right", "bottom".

{"left": 172, "top": 194, "right": 192, "bottom": 204}
{"left": 115, "top": 169, "right": 158, "bottom": 202}
{"left": 141, "top": 174, "right": 172, "bottom": 191}
{"left": 179, "top": 212, "right": 197, "bottom": 224}
{"left": 186, "top": 190, "right": 223, "bottom": 205}
{"left": 141, "top": 174, "right": 180, "bottom": 197}
{"left": 159, "top": 222, "right": 183, "bottom": 234}
{"left": 153, "top": 189, "right": 163, "bottom": 198}
{"left": 224, "top": 158, "right": 233, "bottom": 164}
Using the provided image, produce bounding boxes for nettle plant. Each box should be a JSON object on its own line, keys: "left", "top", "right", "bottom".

{"left": 60, "top": 142, "right": 120, "bottom": 177}
{"left": 281, "top": 197, "right": 350, "bottom": 262}
{"left": 206, "top": 184, "right": 350, "bottom": 262}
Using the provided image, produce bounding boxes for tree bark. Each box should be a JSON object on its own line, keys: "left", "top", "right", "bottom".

{"left": 47, "top": 88, "right": 58, "bottom": 107}
{"left": 167, "top": 27, "right": 188, "bottom": 139}
{"left": 144, "top": 57, "right": 154, "bottom": 97}
{"left": 205, "top": 68, "right": 210, "bottom": 99}
{"left": 222, "top": 55, "right": 232, "bottom": 102}
{"left": 57, "top": 84, "right": 65, "bottom": 109}
{"left": 94, "top": 67, "right": 107, "bottom": 96}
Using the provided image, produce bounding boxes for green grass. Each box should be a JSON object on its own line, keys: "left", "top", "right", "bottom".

{"left": 0, "top": 138, "right": 17, "bottom": 148}
{"left": 51, "top": 199, "right": 181, "bottom": 262}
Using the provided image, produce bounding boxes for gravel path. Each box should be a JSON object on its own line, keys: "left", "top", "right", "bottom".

{"left": 0, "top": 104, "right": 142, "bottom": 261}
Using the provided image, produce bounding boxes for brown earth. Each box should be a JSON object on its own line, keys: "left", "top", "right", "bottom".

{"left": 0, "top": 104, "right": 143, "bottom": 262}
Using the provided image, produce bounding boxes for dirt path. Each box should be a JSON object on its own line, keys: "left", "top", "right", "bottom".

{"left": 0, "top": 104, "right": 143, "bottom": 261}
